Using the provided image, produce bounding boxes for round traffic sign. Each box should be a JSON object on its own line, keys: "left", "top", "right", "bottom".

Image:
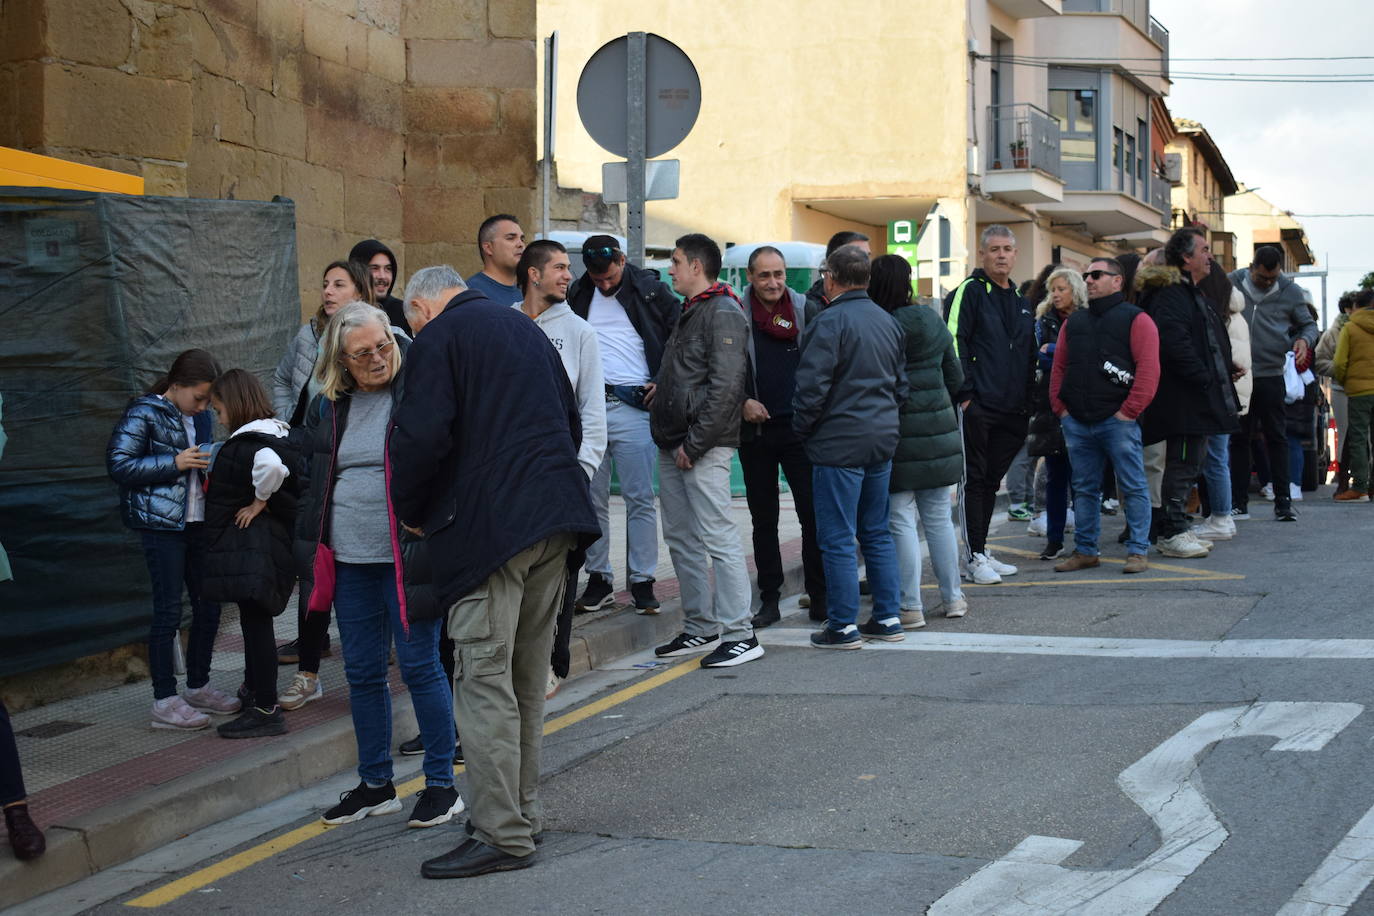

{"left": 576, "top": 33, "right": 701, "bottom": 160}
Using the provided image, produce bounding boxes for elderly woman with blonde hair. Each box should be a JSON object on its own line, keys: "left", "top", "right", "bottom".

{"left": 1026, "top": 266, "right": 1088, "bottom": 559}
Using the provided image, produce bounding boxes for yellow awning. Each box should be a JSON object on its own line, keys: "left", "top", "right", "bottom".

{"left": 0, "top": 146, "right": 144, "bottom": 195}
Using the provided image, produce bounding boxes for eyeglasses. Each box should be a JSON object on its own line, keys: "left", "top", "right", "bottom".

{"left": 1083, "top": 269, "right": 1120, "bottom": 280}
{"left": 341, "top": 340, "right": 395, "bottom": 363}
{"left": 583, "top": 246, "right": 619, "bottom": 261}
{"left": 818, "top": 268, "right": 831, "bottom": 277}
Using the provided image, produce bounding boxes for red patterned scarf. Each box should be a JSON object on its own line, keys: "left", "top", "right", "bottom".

{"left": 749, "top": 287, "right": 799, "bottom": 341}
{"left": 682, "top": 281, "right": 740, "bottom": 313}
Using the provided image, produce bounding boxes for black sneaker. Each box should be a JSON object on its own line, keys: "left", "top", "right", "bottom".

{"left": 857, "top": 618, "right": 904, "bottom": 643}
{"left": 236, "top": 682, "right": 254, "bottom": 708}
{"left": 1276, "top": 503, "right": 1298, "bottom": 521}
{"left": 455, "top": 742, "right": 463, "bottom": 764}
{"left": 630, "top": 580, "right": 660, "bottom": 615}
{"left": 575, "top": 573, "right": 615, "bottom": 612}
{"left": 408, "top": 785, "right": 464, "bottom": 828}
{"left": 321, "top": 781, "right": 401, "bottom": 824}
{"left": 810, "top": 625, "right": 861, "bottom": 650}
{"left": 217, "top": 705, "right": 287, "bottom": 739}
{"left": 653, "top": 632, "right": 719, "bottom": 657}
{"left": 1040, "top": 541, "right": 1064, "bottom": 561}
{"left": 400, "top": 726, "right": 461, "bottom": 757}
{"left": 276, "top": 638, "right": 300, "bottom": 665}
{"left": 700, "top": 637, "right": 765, "bottom": 668}
{"left": 751, "top": 595, "right": 781, "bottom": 629}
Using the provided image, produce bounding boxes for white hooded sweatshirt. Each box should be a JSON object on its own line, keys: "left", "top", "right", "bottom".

{"left": 512, "top": 300, "right": 608, "bottom": 480}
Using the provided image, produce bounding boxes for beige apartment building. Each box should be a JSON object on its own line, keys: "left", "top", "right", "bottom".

{"left": 540, "top": 0, "right": 1173, "bottom": 296}
{"left": 1166, "top": 118, "right": 1239, "bottom": 271}
{"left": 1225, "top": 186, "right": 1316, "bottom": 273}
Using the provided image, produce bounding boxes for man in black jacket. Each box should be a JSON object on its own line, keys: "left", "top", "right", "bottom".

{"left": 944, "top": 225, "right": 1037, "bottom": 585}
{"left": 566, "top": 236, "right": 679, "bottom": 615}
{"left": 390, "top": 292, "right": 599, "bottom": 879}
{"left": 794, "top": 245, "right": 907, "bottom": 649}
{"left": 349, "top": 239, "right": 409, "bottom": 334}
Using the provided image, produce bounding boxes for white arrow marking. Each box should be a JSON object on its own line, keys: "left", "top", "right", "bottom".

{"left": 1277, "top": 802, "right": 1374, "bottom": 915}
{"left": 927, "top": 702, "right": 1364, "bottom": 915}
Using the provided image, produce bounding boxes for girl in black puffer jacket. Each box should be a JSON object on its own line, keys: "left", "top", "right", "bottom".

{"left": 201, "top": 370, "right": 304, "bottom": 739}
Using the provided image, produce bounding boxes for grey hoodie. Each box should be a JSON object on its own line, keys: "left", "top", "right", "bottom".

{"left": 1229, "top": 268, "right": 1318, "bottom": 377}
{"left": 511, "top": 300, "right": 607, "bottom": 479}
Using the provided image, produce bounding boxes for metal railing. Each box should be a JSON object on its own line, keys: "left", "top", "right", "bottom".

{"left": 987, "top": 104, "right": 1062, "bottom": 178}
{"left": 1148, "top": 16, "right": 1169, "bottom": 80}
{"left": 1150, "top": 175, "right": 1171, "bottom": 228}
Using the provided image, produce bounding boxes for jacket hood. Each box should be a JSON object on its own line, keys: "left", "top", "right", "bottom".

{"left": 515, "top": 300, "right": 574, "bottom": 326}
{"left": 231, "top": 417, "right": 290, "bottom": 439}
{"left": 349, "top": 239, "right": 398, "bottom": 297}
{"left": 1136, "top": 264, "right": 1182, "bottom": 291}
{"left": 1350, "top": 310, "right": 1374, "bottom": 334}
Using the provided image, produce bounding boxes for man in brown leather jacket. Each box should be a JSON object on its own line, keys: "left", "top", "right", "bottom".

{"left": 649, "top": 233, "right": 761, "bottom": 669}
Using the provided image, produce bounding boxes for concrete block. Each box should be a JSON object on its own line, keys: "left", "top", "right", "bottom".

{"left": 344, "top": 175, "right": 402, "bottom": 239}
{"left": 123, "top": 0, "right": 159, "bottom": 28}
{"left": 134, "top": 8, "right": 193, "bottom": 80}
{"left": 401, "top": 0, "right": 483, "bottom": 40}
{"left": 193, "top": 73, "right": 253, "bottom": 146}
{"left": 283, "top": 156, "right": 345, "bottom": 227}
{"left": 442, "top": 131, "right": 535, "bottom": 189}
{"left": 305, "top": 105, "right": 403, "bottom": 183}
{"left": 408, "top": 38, "right": 535, "bottom": 89}
{"left": 402, "top": 183, "right": 484, "bottom": 243}
{"left": 257, "top": 0, "right": 303, "bottom": 40}
{"left": 44, "top": 0, "right": 133, "bottom": 68}
{"left": 189, "top": 9, "right": 228, "bottom": 76}
{"left": 42, "top": 63, "right": 192, "bottom": 160}
{"left": 141, "top": 160, "right": 189, "bottom": 197}
{"left": 345, "top": 15, "right": 371, "bottom": 70}
{"left": 200, "top": 0, "right": 256, "bottom": 31}
{"left": 357, "top": 71, "right": 403, "bottom": 132}
{"left": 483, "top": 187, "right": 535, "bottom": 230}
{"left": 404, "top": 87, "right": 497, "bottom": 135}
{"left": 249, "top": 88, "right": 307, "bottom": 158}
{"left": 404, "top": 133, "right": 442, "bottom": 187}
{"left": 218, "top": 18, "right": 274, "bottom": 90}
{"left": 274, "top": 50, "right": 304, "bottom": 100}
{"left": 0, "top": 67, "right": 16, "bottom": 147}
{"left": 498, "top": 87, "right": 534, "bottom": 136}
{"left": 303, "top": 5, "right": 351, "bottom": 67}
{"left": 312, "top": 0, "right": 359, "bottom": 16}
{"left": 404, "top": 240, "right": 476, "bottom": 279}
{"left": 0, "top": 0, "right": 44, "bottom": 64}
{"left": 0, "top": 826, "right": 90, "bottom": 912}
{"left": 366, "top": 29, "right": 405, "bottom": 83}
{"left": 186, "top": 136, "right": 281, "bottom": 201}
{"left": 295, "top": 222, "right": 350, "bottom": 313}
{"left": 357, "top": 0, "right": 401, "bottom": 33}
{"left": 488, "top": 0, "right": 535, "bottom": 40}
{"left": 10, "top": 62, "right": 43, "bottom": 148}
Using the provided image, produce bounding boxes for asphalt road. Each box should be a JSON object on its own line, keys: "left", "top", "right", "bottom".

{"left": 63, "top": 494, "right": 1374, "bottom": 914}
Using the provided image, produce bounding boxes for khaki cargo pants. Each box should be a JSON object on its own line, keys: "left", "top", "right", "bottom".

{"left": 447, "top": 533, "right": 574, "bottom": 857}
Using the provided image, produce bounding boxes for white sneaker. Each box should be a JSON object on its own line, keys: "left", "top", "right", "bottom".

{"left": 1064, "top": 508, "right": 1075, "bottom": 533}
{"left": 1027, "top": 512, "right": 1048, "bottom": 537}
{"left": 1191, "top": 515, "right": 1235, "bottom": 541}
{"left": 965, "top": 553, "right": 1003, "bottom": 585}
{"left": 546, "top": 668, "right": 562, "bottom": 700}
{"left": 1260, "top": 483, "right": 1275, "bottom": 501}
{"left": 1290, "top": 483, "right": 1304, "bottom": 502}
{"left": 1191, "top": 532, "right": 1214, "bottom": 550}
{"left": 1102, "top": 497, "right": 1120, "bottom": 513}
{"left": 1157, "top": 532, "right": 1210, "bottom": 558}
{"left": 182, "top": 684, "right": 242, "bottom": 715}
{"left": 899, "top": 608, "right": 926, "bottom": 630}
{"left": 943, "top": 597, "right": 969, "bottom": 619}
{"left": 983, "top": 551, "right": 1019, "bottom": 577}
{"left": 279, "top": 672, "right": 322, "bottom": 711}
{"left": 151, "top": 696, "right": 210, "bottom": 730}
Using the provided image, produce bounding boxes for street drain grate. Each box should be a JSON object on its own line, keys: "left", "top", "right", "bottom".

{"left": 17, "top": 720, "right": 94, "bottom": 739}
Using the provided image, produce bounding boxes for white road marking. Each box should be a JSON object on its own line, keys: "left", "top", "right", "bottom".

{"left": 928, "top": 702, "right": 1364, "bottom": 915}
{"left": 1277, "top": 803, "right": 1374, "bottom": 915}
{"left": 762, "top": 628, "right": 1374, "bottom": 660}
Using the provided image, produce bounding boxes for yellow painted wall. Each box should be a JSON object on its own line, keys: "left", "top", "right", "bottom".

{"left": 539, "top": 0, "right": 968, "bottom": 248}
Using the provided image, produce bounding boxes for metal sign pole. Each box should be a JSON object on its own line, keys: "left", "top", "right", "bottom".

{"left": 626, "top": 31, "right": 647, "bottom": 267}
{"left": 541, "top": 32, "right": 558, "bottom": 240}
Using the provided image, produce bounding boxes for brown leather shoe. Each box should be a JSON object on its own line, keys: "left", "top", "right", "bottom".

{"left": 4, "top": 803, "right": 46, "bottom": 861}
{"left": 1054, "top": 551, "right": 1100, "bottom": 572}
{"left": 1335, "top": 489, "right": 1368, "bottom": 502}
{"left": 1122, "top": 554, "right": 1149, "bottom": 574}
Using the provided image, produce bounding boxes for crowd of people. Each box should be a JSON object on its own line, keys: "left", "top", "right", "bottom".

{"left": 6, "top": 212, "right": 1362, "bottom": 873}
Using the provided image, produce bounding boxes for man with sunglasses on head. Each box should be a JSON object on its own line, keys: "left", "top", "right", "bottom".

{"left": 565, "top": 236, "right": 680, "bottom": 614}
{"left": 1050, "top": 258, "right": 1160, "bottom": 574}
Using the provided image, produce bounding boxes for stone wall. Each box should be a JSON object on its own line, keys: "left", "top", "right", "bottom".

{"left": 0, "top": 0, "right": 536, "bottom": 315}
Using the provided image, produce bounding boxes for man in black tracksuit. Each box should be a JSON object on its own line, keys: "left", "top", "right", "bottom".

{"left": 943, "top": 225, "right": 1037, "bottom": 585}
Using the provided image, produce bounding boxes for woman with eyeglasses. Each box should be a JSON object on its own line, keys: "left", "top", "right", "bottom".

{"left": 299, "top": 302, "right": 462, "bottom": 829}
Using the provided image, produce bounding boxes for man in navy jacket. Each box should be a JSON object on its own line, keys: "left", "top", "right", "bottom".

{"left": 390, "top": 290, "right": 598, "bottom": 880}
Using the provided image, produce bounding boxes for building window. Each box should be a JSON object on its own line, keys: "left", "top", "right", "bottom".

{"left": 1049, "top": 88, "right": 1097, "bottom": 171}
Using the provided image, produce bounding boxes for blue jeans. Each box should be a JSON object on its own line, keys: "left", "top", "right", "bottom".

{"left": 1204, "top": 434, "right": 1232, "bottom": 515}
{"left": 813, "top": 462, "right": 900, "bottom": 628}
{"left": 587, "top": 400, "right": 659, "bottom": 584}
{"left": 140, "top": 524, "right": 221, "bottom": 700}
{"left": 1045, "top": 453, "right": 1072, "bottom": 544}
{"left": 333, "top": 563, "right": 454, "bottom": 788}
{"left": 1060, "top": 415, "right": 1151, "bottom": 556}
{"left": 889, "top": 487, "right": 964, "bottom": 610}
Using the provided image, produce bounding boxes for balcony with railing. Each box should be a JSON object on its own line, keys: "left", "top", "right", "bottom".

{"left": 983, "top": 104, "right": 1065, "bottom": 204}
{"left": 1050, "top": 0, "right": 1170, "bottom": 94}
{"left": 1148, "top": 16, "right": 1169, "bottom": 80}
{"left": 1150, "top": 174, "right": 1171, "bottom": 227}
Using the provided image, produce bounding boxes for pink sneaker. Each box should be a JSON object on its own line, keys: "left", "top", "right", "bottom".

{"left": 151, "top": 696, "right": 210, "bottom": 730}
{"left": 182, "top": 685, "right": 242, "bottom": 715}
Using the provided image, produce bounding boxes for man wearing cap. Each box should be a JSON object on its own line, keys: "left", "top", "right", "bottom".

{"left": 566, "top": 236, "right": 680, "bottom": 614}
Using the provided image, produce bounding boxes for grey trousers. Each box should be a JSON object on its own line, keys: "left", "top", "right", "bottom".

{"left": 1144, "top": 441, "right": 1167, "bottom": 508}
{"left": 657, "top": 447, "right": 753, "bottom": 643}
{"left": 447, "top": 532, "right": 575, "bottom": 856}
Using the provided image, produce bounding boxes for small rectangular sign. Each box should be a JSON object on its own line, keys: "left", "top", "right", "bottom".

{"left": 603, "top": 159, "right": 680, "bottom": 203}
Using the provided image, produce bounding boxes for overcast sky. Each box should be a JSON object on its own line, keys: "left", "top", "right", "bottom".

{"left": 1151, "top": 0, "right": 1373, "bottom": 319}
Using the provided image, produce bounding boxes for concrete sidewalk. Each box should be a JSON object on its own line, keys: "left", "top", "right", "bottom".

{"left": 0, "top": 494, "right": 809, "bottom": 909}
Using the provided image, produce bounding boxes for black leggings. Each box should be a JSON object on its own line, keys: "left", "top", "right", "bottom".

{"left": 240, "top": 600, "right": 280, "bottom": 708}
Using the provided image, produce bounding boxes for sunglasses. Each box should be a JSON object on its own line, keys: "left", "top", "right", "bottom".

{"left": 1083, "top": 269, "right": 1120, "bottom": 280}
{"left": 583, "top": 246, "right": 619, "bottom": 261}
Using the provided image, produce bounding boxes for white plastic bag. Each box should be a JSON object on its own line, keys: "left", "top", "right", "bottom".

{"left": 1283, "top": 350, "right": 1305, "bottom": 403}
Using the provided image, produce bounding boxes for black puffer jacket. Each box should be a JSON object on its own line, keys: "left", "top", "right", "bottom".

{"left": 1137, "top": 265, "right": 1240, "bottom": 444}
{"left": 1027, "top": 309, "right": 1070, "bottom": 457}
{"left": 201, "top": 423, "right": 304, "bottom": 612}
{"left": 650, "top": 292, "right": 750, "bottom": 459}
